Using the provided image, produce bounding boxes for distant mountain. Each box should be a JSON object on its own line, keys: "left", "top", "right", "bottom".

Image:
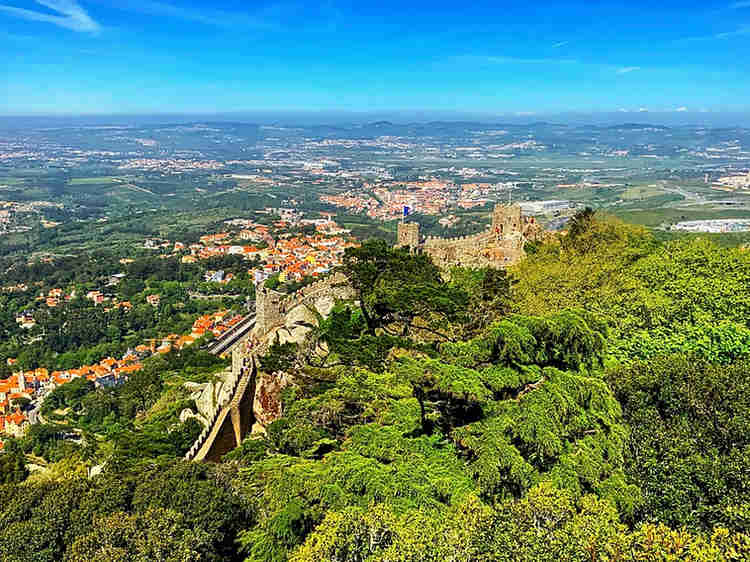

{"left": 606, "top": 123, "right": 671, "bottom": 131}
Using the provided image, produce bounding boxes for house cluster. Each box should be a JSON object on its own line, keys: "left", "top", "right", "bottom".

{"left": 2, "top": 283, "right": 29, "bottom": 293}
{"left": 85, "top": 290, "right": 133, "bottom": 311}
{"left": 319, "top": 193, "right": 377, "bottom": 215}
{"left": 0, "top": 356, "right": 145, "bottom": 443}
{"left": 189, "top": 310, "right": 244, "bottom": 340}
{"left": 14, "top": 286, "right": 135, "bottom": 331}
{"left": 0, "top": 410, "right": 28, "bottom": 441}
{"left": 250, "top": 234, "right": 358, "bottom": 284}
{"left": 35, "top": 287, "right": 75, "bottom": 308}
{"left": 321, "top": 179, "right": 452, "bottom": 220}
{"left": 321, "top": 177, "right": 522, "bottom": 220}
{"left": 15, "top": 312, "right": 36, "bottom": 330}
{"left": 204, "top": 270, "right": 235, "bottom": 284}
{"left": 118, "top": 158, "right": 225, "bottom": 173}
{"left": 130, "top": 310, "right": 243, "bottom": 355}
{"left": 141, "top": 214, "right": 357, "bottom": 285}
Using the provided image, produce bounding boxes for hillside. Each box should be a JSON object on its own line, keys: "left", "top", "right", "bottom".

{"left": 3, "top": 211, "right": 750, "bottom": 561}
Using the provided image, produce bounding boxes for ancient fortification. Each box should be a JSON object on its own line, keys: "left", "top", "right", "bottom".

{"left": 396, "top": 203, "right": 542, "bottom": 268}
{"left": 185, "top": 206, "right": 543, "bottom": 461}
{"left": 184, "top": 272, "right": 355, "bottom": 462}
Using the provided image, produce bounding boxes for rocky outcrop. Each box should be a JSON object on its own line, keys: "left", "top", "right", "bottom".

{"left": 182, "top": 368, "right": 236, "bottom": 426}
{"left": 179, "top": 408, "right": 207, "bottom": 427}
{"left": 253, "top": 370, "right": 295, "bottom": 429}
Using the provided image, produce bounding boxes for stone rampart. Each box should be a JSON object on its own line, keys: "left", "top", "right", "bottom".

{"left": 255, "top": 287, "right": 285, "bottom": 335}
{"left": 185, "top": 355, "right": 251, "bottom": 461}
{"left": 278, "top": 272, "right": 352, "bottom": 312}
{"left": 410, "top": 203, "right": 540, "bottom": 269}
{"left": 423, "top": 230, "right": 494, "bottom": 249}
{"left": 255, "top": 272, "right": 354, "bottom": 336}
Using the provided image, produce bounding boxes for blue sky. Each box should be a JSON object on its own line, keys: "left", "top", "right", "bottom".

{"left": 1, "top": 0, "right": 749, "bottom": 116}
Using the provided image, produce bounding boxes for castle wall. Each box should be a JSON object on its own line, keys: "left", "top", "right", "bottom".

{"left": 492, "top": 203, "right": 523, "bottom": 235}
{"left": 416, "top": 204, "right": 536, "bottom": 269}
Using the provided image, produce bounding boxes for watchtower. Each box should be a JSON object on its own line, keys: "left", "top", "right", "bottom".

{"left": 492, "top": 204, "right": 523, "bottom": 237}
{"left": 255, "top": 286, "right": 284, "bottom": 334}
{"left": 396, "top": 222, "right": 420, "bottom": 250}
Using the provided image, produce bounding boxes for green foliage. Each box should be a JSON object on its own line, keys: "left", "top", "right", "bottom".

{"left": 626, "top": 320, "right": 750, "bottom": 363}
{"left": 341, "top": 239, "right": 468, "bottom": 338}
{"left": 441, "top": 309, "right": 607, "bottom": 371}
{"left": 131, "top": 462, "right": 251, "bottom": 561}
{"left": 42, "top": 377, "right": 94, "bottom": 416}
{"left": 609, "top": 354, "right": 750, "bottom": 532}
{"left": 260, "top": 339, "right": 299, "bottom": 374}
{"left": 0, "top": 462, "right": 251, "bottom": 562}
{"left": 12, "top": 210, "right": 750, "bottom": 562}
{"left": 449, "top": 266, "right": 516, "bottom": 335}
{"left": 238, "top": 436, "right": 476, "bottom": 562}
{"left": 312, "top": 304, "right": 413, "bottom": 372}
{"left": 0, "top": 439, "right": 28, "bottom": 484}
{"left": 290, "top": 483, "right": 750, "bottom": 562}
{"left": 22, "top": 422, "right": 82, "bottom": 462}
{"left": 67, "top": 508, "right": 213, "bottom": 562}
{"left": 452, "top": 368, "right": 637, "bottom": 510}
{"left": 513, "top": 215, "right": 750, "bottom": 364}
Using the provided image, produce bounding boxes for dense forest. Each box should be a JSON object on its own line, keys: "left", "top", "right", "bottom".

{"left": 0, "top": 252, "right": 256, "bottom": 375}
{"left": 3, "top": 211, "right": 750, "bottom": 561}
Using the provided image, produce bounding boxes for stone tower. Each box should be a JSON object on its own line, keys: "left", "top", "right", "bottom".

{"left": 255, "top": 286, "right": 284, "bottom": 334}
{"left": 491, "top": 203, "right": 523, "bottom": 237}
{"left": 396, "top": 222, "right": 420, "bottom": 250}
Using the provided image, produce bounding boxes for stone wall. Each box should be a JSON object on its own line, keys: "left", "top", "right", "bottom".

{"left": 406, "top": 203, "right": 540, "bottom": 269}
{"left": 277, "top": 272, "right": 353, "bottom": 313}
{"left": 188, "top": 273, "right": 359, "bottom": 460}
{"left": 255, "top": 272, "right": 354, "bottom": 337}
{"left": 492, "top": 203, "right": 523, "bottom": 235}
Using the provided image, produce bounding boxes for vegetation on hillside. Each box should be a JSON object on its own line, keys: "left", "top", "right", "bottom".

{"left": 4, "top": 210, "right": 750, "bottom": 560}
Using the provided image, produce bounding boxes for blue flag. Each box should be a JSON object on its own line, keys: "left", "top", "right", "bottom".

{"left": 403, "top": 206, "right": 410, "bottom": 217}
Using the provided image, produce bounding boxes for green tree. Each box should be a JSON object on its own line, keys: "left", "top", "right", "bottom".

{"left": 67, "top": 508, "right": 213, "bottom": 562}
{"left": 340, "top": 239, "right": 467, "bottom": 339}
{"left": 609, "top": 354, "right": 750, "bottom": 532}
{"left": 0, "top": 439, "right": 28, "bottom": 484}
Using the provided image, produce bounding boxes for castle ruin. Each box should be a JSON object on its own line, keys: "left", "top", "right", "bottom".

{"left": 187, "top": 206, "right": 542, "bottom": 461}
{"left": 396, "top": 203, "right": 542, "bottom": 268}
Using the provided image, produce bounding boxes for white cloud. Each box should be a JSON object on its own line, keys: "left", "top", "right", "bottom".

{"left": 87, "top": 0, "right": 321, "bottom": 31}
{"left": 638, "top": 107, "right": 649, "bottom": 112}
{"left": 552, "top": 41, "right": 569, "bottom": 48}
{"left": 715, "top": 25, "right": 750, "bottom": 38}
{"left": 617, "top": 66, "right": 641, "bottom": 74}
{"left": 105, "top": 0, "right": 278, "bottom": 30}
{"left": 681, "top": 24, "right": 750, "bottom": 42}
{"left": 0, "top": 0, "right": 100, "bottom": 33}
{"left": 675, "top": 106, "right": 688, "bottom": 112}
{"left": 731, "top": 1, "right": 750, "bottom": 8}
{"left": 455, "top": 55, "right": 579, "bottom": 65}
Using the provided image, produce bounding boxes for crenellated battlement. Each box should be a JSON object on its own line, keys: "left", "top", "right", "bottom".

{"left": 256, "top": 272, "right": 354, "bottom": 334}
{"left": 402, "top": 203, "right": 541, "bottom": 269}
{"left": 424, "top": 230, "right": 494, "bottom": 246}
